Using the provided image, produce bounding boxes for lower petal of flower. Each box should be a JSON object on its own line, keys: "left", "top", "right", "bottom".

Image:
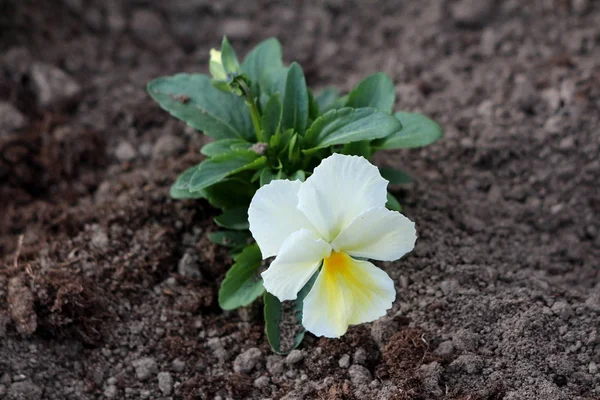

{"left": 302, "top": 251, "right": 396, "bottom": 338}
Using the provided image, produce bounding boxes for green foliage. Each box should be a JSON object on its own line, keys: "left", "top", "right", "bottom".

{"left": 386, "top": 192, "right": 403, "bottom": 212}
{"left": 148, "top": 36, "right": 444, "bottom": 352}
{"left": 147, "top": 74, "right": 253, "bottom": 140}
{"left": 264, "top": 272, "right": 317, "bottom": 354}
{"left": 208, "top": 230, "right": 251, "bottom": 248}
{"left": 281, "top": 63, "right": 309, "bottom": 136}
{"left": 218, "top": 244, "right": 264, "bottom": 310}
{"left": 188, "top": 150, "right": 266, "bottom": 192}
{"left": 200, "top": 139, "right": 251, "bottom": 157}
{"left": 379, "top": 167, "right": 412, "bottom": 184}
{"left": 346, "top": 72, "right": 396, "bottom": 113}
{"left": 241, "top": 38, "right": 285, "bottom": 97}
{"left": 303, "top": 107, "right": 401, "bottom": 151}
{"left": 261, "top": 94, "right": 282, "bottom": 142}
{"left": 214, "top": 207, "right": 250, "bottom": 230}
{"left": 314, "top": 87, "right": 339, "bottom": 113}
{"left": 220, "top": 36, "right": 241, "bottom": 76}
{"left": 374, "top": 111, "right": 443, "bottom": 149}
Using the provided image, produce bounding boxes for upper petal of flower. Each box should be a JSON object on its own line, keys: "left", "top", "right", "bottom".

{"left": 331, "top": 207, "right": 416, "bottom": 261}
{"left": 297, "top": 154, "right": 388, "bottom": 242}
{"left": 302, "top": 251, "right": 396, "bottom": 338}
{"left": 249, "top": 179, "right": 316, "bottom": 259}
{"left": 262, "top": 229, "right": 331, "bottom": 301}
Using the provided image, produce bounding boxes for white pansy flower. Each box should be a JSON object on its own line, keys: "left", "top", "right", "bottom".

{"left": 248, "top": 154, "right": 417, "bottom": 338}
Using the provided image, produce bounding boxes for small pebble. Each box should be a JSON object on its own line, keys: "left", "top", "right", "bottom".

{"left": 157, "top": 372, "right": 173, "bottom": 395}
{"left": 233, "top": 348, "right": 262, "bottom": 374}
{"left": 115, "top": 141, "right": 137, "bottom": 162}
{"left": 132, "top": 357, "right": 157, "bottom": 381}
{"left": 348, "top": 365, "right": 372, "bottom": 385}
{"left": 338, "top": 354, "right": 351, "bottom": 369}
{"left": 285, "top": 350, "right": 304, "bottom": 365}
{"left": 253, "top": 376, "right": 270, "bottom": 389}
{"left": 172, "top": 358, "right": 186, "bottom": 372}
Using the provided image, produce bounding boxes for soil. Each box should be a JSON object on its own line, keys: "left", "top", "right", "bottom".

{"left": 1, "top": 0, "right": 599, "bottom": 399}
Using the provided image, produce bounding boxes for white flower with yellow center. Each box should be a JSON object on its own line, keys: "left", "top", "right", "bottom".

{"left": 248, "top": 154, "right": 417, "bottom": 338}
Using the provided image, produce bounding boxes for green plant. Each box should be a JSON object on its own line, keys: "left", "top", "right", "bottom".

{"left": 147, "top": 37, "right": 442, "bottom": 353}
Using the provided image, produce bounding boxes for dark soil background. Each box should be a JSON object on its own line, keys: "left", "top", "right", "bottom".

{"left": 1, "top": 0, "right": 599, "bottom": 399}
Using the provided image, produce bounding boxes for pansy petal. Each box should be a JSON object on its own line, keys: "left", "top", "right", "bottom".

{"left": 248, "top": 179, "right": 316, "bottom": 258}
{"left": 297, "top": 154, "right": 388, "bottom": 242}
{"left": 262, "top": 229, "right": 331, "bottom": 301}
{"left": 331, "top": 207, "right": 416, "bottom": 261}
{"left": 302, "top": 252, "right": 396, "bottom": 338}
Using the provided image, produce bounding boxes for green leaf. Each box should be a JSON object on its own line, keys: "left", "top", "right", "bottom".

{"left": 379, "top": 167, "right": 412, "bottom": 184}
{"left": 264, "top": 272, "right": 317, "bottom": 354}
{"left": 342, "top": 141, "right": 372, "bottom": 158}
{"left": 203, "top": 178, "right": 255, "bottom": 209}
{"left": 241, "top": 38, "right": 285, "bottom": 96}
{"left": 172, "top": 165, "right": 198, "bottom": 192}
{"left": 287, "top": 133, "right": 300, "bottom": 162}
{"left": 288, "top": 170, "right": 306, "bottom": 182}
{"left": 261, "top": 94, "right": 282, "bottom": 142}
{"left": 308, "top": 89, "right": 320, "bottom": 121}
{"left": 346, "top": 72, "right": 396, "bottom": 113}
{"left": 147, "top": 74, "right": 254, "bottom": 140}
{"left": 201, "top": 139, "right": 251, "bottom": 157}
{"left": 214, "top": 207, "right": 249, "bottom": 230}
{"left": 264, "top": 292, "right": 283, "bottom": 352}
{"left": 268, "top": 128, "right": 295, "bottom": 157}
{"left": 303, "top": 107, "right": 402, "bottom": 151}
{"left": 208, "top": 230, "right": 251, "bottom": 248}
{"left": 386, "top": 192, "right": 403, "bottom": 212}
{"left": 281, "top": 63, "right": 309, "bottom": 135}
{"left": 374, "top": 112, "right": 443, "bottom": 149}
{"left": 220, "top": 36, "right": 240, "bottom": 75}
{"left": 314, "top": 87, "right": 339, "bottom": 113}
{"left": 218, "top": 244, "right": 264, "bottom": 310}
{"left": 170, "top": 185, "right": 206, "bottom": 199}
{"left": 189, "top": 150, "right": 266, "bottom": 192}
{"left": 259, "top": 168, "right": 277, "bottom": 186}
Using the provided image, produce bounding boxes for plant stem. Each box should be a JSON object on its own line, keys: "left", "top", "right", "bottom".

{"left": 238, "top": 80, "right": 263, "bottom": 142}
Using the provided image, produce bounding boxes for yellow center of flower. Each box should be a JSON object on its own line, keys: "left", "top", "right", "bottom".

{"left": 322, "top": 251, "right": 350, "bottom": 272}
{"left": 321, "top": 251, "right": 365, "bottom": 300}
{"left": 317, "top": 251, "right": 389, "bottom": 336}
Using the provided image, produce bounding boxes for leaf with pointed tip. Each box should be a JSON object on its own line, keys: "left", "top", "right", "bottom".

{"left": 303, "top": 107, "right": 402, "bottom": 151}
{"left": 315, "top": 87, "right": 340, "bottom": 113}
{"left": 201, "top": 139, "right": 251, "bottom": 157}
{"left": 203, "top": 178, "right": 256, "bottom": 209}
{"left": 218, "top": 244, "right": 264, "bottom": 310}
{"left": 220, "top": 36, "right": 240, "bottom": 75}
{"left": 346, "top": 72, "right": 395, "bottom": 113}
{"left": 342, "top": 141, "right": 373, "bottom": 158}
{"left": 147, "top": 74, "right": 254, "bottom": 140}
{"left": 261, "top": 94, "right": 282, "bottom": 142}
{"left": 281, "top": 63, "right": 309, "bottom": 135}
{"left": 208, "top": 230, "right": 251, "bottom": 248}
{"left": 189, "top": 150, "right": 266, "bottom": 192}
{"left": 386, "top": 192, "right": 403, "bottom": 212}
{"left": 241, "top": 38, "right": 285, "bottom": 97}
{"left": 374, "top": 112, "right": 443, "bottom": 149}
{"left": 264, "top": 272, "right": 317, "bottom": 354}
{"left": 379, "top": 167, "right": 412, "bottom": 184}
{"left": 214, "top": 207, "right": 250, "bottom": 230}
